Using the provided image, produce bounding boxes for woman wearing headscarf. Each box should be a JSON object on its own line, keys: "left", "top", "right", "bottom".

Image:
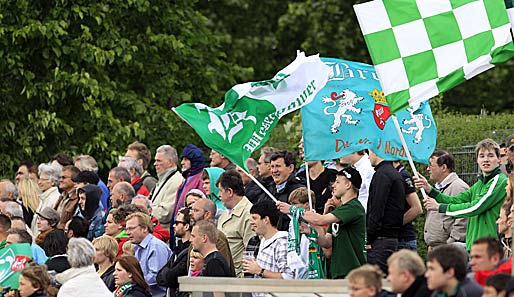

{"left": 174, "top": 144, "right": 206, "bottom": 218}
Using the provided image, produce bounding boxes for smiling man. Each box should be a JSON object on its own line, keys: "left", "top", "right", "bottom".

{"left": 416, "top": 138, "right": 508, "bottom": 251}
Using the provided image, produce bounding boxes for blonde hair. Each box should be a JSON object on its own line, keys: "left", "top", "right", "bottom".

{"left": 92, "top": 235, "right": 118, "bottom": 263}
{"left": 347, "top": 264, "right": 383, "bottom": 293}
{"left": 190, "top": 250, "right": 204, "bottom": 259}
{"left": 122, "top": 241, "right": 134, "bottom": 256}
{"left": 125, "top": 212, "right": 153, "bottom": 233}
{"left": 18, "top": 178, "right": 41, "bottom": 212}
{"left": 288, "top": 187, "right": 316, "bottom": 207}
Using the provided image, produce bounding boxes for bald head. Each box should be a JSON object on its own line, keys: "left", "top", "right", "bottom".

{"left": 191, "top": 199, "right": 217, "bottom": 224}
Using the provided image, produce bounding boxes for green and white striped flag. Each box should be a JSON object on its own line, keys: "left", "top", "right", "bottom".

{"left": 354, "top": 0, "right": 514, "bottom": 114}
{"left": 173, "top": 52, "right": 330, "bottom": 169}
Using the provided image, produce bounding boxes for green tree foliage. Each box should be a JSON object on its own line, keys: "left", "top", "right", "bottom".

{"left": 0, "top": 0, "right": 250, "bottom": 176}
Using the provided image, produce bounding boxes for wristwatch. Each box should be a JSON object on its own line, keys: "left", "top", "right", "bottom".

{"left": 258, "top": 268, "right": 265, "bottom": 278}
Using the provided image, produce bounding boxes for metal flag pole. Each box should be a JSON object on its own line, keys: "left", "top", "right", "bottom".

{"left": 304, "top": 161, "right": 314, "bottom": 212}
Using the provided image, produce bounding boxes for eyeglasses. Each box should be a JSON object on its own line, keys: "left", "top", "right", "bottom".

{"left": 59, "top": 176, "right": 71, "bottom": 180}
{"left": 125, "top": 225, "right": 142, "bottom": 232}
{"left": 174, "top": 221, "right": 187, "bottom": 225}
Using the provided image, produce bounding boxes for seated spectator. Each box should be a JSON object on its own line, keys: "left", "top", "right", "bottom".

{"left": 484, "top": 273, "right": 511, "bottom": 297}
{"left": 347, "top": 264, "right": 395, "bottom": 297}
{"left": 0, "top": 213, "right": 10, "bottom": 249}
{"left": 8, "top": 263, "right": 52, "bottom": 297}
{"left": 104, "top": 208, "right": 129, "bottom": 257}
{"left": 17, "top": 178, "right": 41, "bottom": 229}
{"left": 471, "top": 237, "right": 511, "bottom": 286}
{"left": 176, "top": 144, "right": 206, "bottom": 215}
{"left": 426, "top": 244, "right": 483, "bottom": 296}
{"left": 55, "top": 238, "right": 112, "bottom": 297}
{"left": 71, "top": 170, "right": 100, "bottom": 188}
{"left": 35, "top": 162, "right": 61, "bottom": 235}
{"left": 111, "top": 182, "right": 136, "bottom": 208}
{"left": 132, "top": 195, "right": 170, "bottom": 243}
{"left": 113, "top": 255, "right": 152, "bottom": 297}
{"left": 34, "top": 207, "right": 60, "bottom": 247}
{"left": 387, "top": 249, "right": 432, "bottom": 296}
{"left": 65, "top": 216, "right": 89, "bottom": 239}
{"left": 43, "top": 229, "right": 71, "bottom": 273}
{"left": 497, "top": 199, "right": 513, "bottom": 258}
{"left": 189, "top": 249, "right": 205, "bottom": 277}
{"left": 122, "top": 241, "right": 134, "bottom": 257}
{"left": 118, "top": 156, "right": 150, "bottom": 196}
{"left": 93, "top": 235, "right": 118, "bottom": 292}
{"left": 77, "top": 185, "right": 105, "bottom": 240}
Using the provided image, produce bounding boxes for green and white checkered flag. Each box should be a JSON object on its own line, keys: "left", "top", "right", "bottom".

{"left": 354, "top": 0, "right": 514, "bottom": 114}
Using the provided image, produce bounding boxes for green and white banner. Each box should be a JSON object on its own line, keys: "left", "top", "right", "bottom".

{"left": 0, "top": 243, "right": 32, "bottom": 290}
{"left": 173, "top": 51, "right": 330, "bottom": 169}
{"left": 354, "top": 0, "right": 514, "bottom": 114}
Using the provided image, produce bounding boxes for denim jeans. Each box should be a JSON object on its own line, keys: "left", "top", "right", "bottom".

{"left": 398, "top": 239, "right": 417, "bottom": 252}
{"left": 367, "top": 237, "right": 398, "bottom": 274}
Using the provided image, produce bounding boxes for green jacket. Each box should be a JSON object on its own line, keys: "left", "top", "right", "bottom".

{"left": 430, "top": 167, "right": 507, "bottom": 251}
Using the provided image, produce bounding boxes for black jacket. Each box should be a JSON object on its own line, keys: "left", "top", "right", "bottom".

{"left": 100, "top": 263, "right": 116, "bottom": 292}
{"left": 268, "top": 174, "right": 304, "bottom": 231}
{"left": 156, "top": 241, "right": 191, "bottom": 297}
{"left": 124, "top": 284, "right": 152, "bottom": 297}
{"left": 244, "top": 179, "right": 267, "bottom": 204}
{"left": 366, "top": 161, "right": 405, "bottom": 244}
{"left": 402, "top": 275, "right": 432, "bottom": 297}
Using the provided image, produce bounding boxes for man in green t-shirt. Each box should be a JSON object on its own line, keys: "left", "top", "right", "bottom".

{"left": 277, "top": 166, "right": 367, "bottom": 278}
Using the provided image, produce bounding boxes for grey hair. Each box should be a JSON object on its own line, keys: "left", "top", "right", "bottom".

{"left": 245, "top": 158, "right": 259, "bottom": 174}
{"left": 73, "top": 155, "right": 98, "bottom": 172}
{"left": 38, "top": 163, "right": 61, "bottom": 184}
{"left": 0, "top": 179, "right": 18, "bottom": 200}
{"left": 387, "top": 249, "right": 426, "bottom": 277}
{"left": 156, "top": 145, "right": 178, "bottom": 164}
{"left": 5, "top": 201, "right": 23, "bottom": 217}
{"left": 132, "top": 195, "right": 153, "bottom": 209}
{"left": 114, "top": 182, "right": 136, "bottom": 200}
{"left": 118, "top": 156, "right": 143, "bottom": 177}
{"left": 109, "top": 167, "right": 131, "bottom": 182}
{"left": 67, "top": 237, "right": 95, "bottom": 268}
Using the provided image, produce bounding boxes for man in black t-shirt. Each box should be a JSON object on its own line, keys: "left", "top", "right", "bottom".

{"left": 191, "top": 220, "right": 231, "bottom": 278}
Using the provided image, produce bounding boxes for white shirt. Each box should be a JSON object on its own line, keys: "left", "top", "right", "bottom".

{"left": 353, "top": 154, "right": 375, "bottom": 212}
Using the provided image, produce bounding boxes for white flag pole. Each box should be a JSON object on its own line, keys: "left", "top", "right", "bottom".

{"left": 242, "top": 169, "right": 278, "bottom": 203}
{"left": 391, "top": 115, "right": 428, "bottom": 200}
{"left": 304, "top": 161, "right": 314, "bottom": 212}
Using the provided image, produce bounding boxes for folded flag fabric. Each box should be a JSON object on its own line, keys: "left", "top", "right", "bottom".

{"left": 0, "top": 243, "right": 33, "bottom": 290}
{"left": 173, "top": 51, "right": 330, "bottom": 169}
{"left": 301, "top": 58, "right": 436, "bottom": 164}
{"left": 354, "top": 0, "right": 514, "bottom": 114}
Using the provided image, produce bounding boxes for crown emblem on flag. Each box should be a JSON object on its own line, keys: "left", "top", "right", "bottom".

{"left": 369, "top": 89, "right": 387, "bottom": 105}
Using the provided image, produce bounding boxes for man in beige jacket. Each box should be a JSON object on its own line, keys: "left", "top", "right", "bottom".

{"left": 149, "top": 145, "right": 184, "bottom": 229}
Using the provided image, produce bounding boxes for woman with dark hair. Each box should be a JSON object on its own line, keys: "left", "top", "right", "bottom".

{"left": 113, "top": 256, "right": 151, "bottom": 297}
{"left": 42, "top": 229, "right": 70, "bottom": 273}
{"left": 77, "top": 184, "right": 104, "bottom": 241}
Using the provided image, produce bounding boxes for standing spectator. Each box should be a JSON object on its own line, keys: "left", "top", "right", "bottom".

{"left": 34, "top": 207, "right": 59, "bottom": 247}
{"left": 243, "top": 200, "right": 293, "bottom": 283}
{"left": 393, "top": 161, "right": 422, "bottom": 252}
{"left": 366, "top": 150, "right": 405, "bottom": 274}
{"left": 190, "top": 199, "right": 235, "bottom": 276}
{"left": 176, "top": 144, "right": 206, "bottom": 214}
{"left": 17, "top": 178, "right": 41, "bottom": 229}
{"left": 425, "top": 244, "right": 483, "bottom": 296}
{"left": 149, "top": 145, "right": 184, "bottom": 229}
{"left": 209, "top": 149, "right": 236, "bottom": 171}
{"left": 77, "top": 185, "right": 105, "bottom": 241}
{"left": 217, "top": 170, "right": 254, "bottom": 278}
{"left": 387, "top": 250, "right": 432, "bottom": 296}
{"left": 257, "top": 147, "right": 277, "bottom": 189}
{"left": 339, "top": 150, "right": 375, "bottom": 211}
{"left": 126, "top": 141, "right": 158, "bottom": 192}
{"left": 191, "top": 220, "right": 231, "bottom": 278}
{"left": 56, "top": 238, "right": 112, "bottom": 297}
{"left": 268, "top": 150, "right": 303, "bottom": 230}
{"left": 118, "top": 156, "right": 150, "bottom": 196}
{"left": 125, "top": 212, "right": 171, "bottom": 297}
{"left": 424, "top": 151, "right": 469, "bottom": 250}
{"left": 113, "top": 255, "right": 152, "bottom": 297}
{"left": 277, "top": 166, "right": 366, "bottom": 279}
{"left": 417, "top": 139, "right": 507, "bottom": 251}
{"left": 34, "top": 163, "right": 61, "bottom": 235}
{"left": 54, "top": 165, "right": 80, "bottom": 228}
{"left": 202, "top": 167, "right": 227, "bottom": 220}
{"left": 93, "top": 235, "right": 118, "bottom": 291}
{"left": 74, "top": 155, "right": 110, "bottom": 211}
{"left": 157, "top": 207, "right": 192, "bottom": 296}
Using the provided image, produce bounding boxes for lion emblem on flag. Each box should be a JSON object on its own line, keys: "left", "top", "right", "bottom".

{"left": 322, "top": 89, "right": 363, "bottom": 133}
{"left": 401, "top": 104, "right": 432, "bottom": 144}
